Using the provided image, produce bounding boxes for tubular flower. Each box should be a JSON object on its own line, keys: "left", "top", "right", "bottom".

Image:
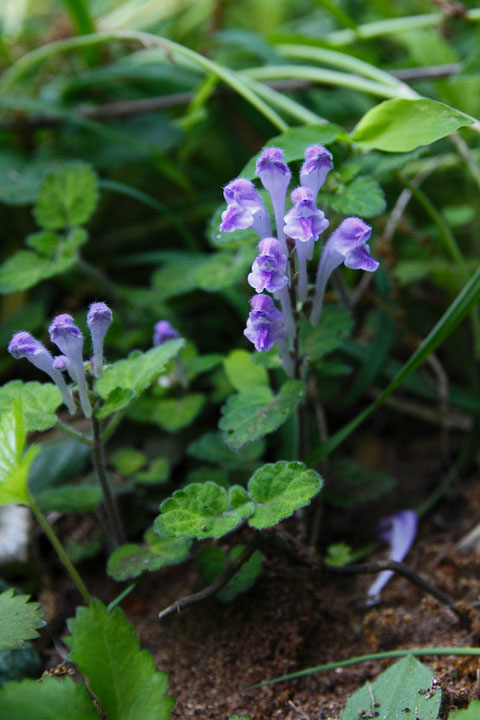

{"left": 248, "top": 238, "right": 288, "bottom": 294}
{"left": 153, "top": 320, "right": 180, "bottom": 346}
{"left": 49, "top": 314, "right": 92, "bottom": 418}
{"left": 244, "top": 294, "right": 286, "bottom": 352}
{"left": 300, "top": 144, "right": 333, "bottom": 202}
{"left": 366, "top": 510, "right": 418, "bottom": 606}
{"left": 256, "top": 148, "right": 291, "bottom": 253}
{"left": 87, "top": 302, "right": 112, "bottom": 379}
{"left": 8, "top": 332, "right": 75, "bottom": 414}
{"left": 311, "top": 217, "right": 379, "bottom": 325}
{"left": 220, "top": 178, "right": 271, "bottom": 239}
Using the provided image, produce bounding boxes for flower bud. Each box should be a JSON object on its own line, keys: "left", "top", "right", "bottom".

{"left": 87, "top": 302, "right": 112, "bottom": 379}
{"left": 49, "top": 314, "right": 91, "bottom": 418}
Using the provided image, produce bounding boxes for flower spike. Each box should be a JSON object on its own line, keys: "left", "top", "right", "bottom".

{"left": 87, "top": 302, "right": 112, "bottom": 379}
{"left": 366, "top": 510, "right": 418, "bottom": 606}
{"left": 256, "top": 148, "right": 291, "bottom": 253}
{"left": 310, "top": 217, "right": 379, "bottom": 325}
{"left": 8, "top": 332, "right": 76, "bottom": 414}
{"left": 49, "top": 314, "right": 91, "bottom": 418}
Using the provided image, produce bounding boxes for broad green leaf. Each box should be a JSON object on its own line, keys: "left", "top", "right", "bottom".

{"left": 219, "top": 380, "right": 304, "bottom": 450}
{"left": 0, "top": 643, "right": 41, "bottom": 686}
{"left": 25, "top": 231, "right": 59, "bottom": 256}
{"left": 150, "top": 394, "right": 205, "bottom": 432}
{"left": 188, "top": 431, "right": 265, "bottom": 470}
{"left": 241, "top": 124, "right": 342, "bottom": 178}
{"left": 248, "top": 461, "right": 323, "bottom": 529}
{"left": 223, "top": 350, "right": 269, "bottom": 391}
{"left": 196, "top": 545, "right": 263, "bottom": 602}
{"left": 66, "top": 600, "right": 174, "bottom": 720}
{"left": 449, "top": 700, "right": 480, "bottom": 719}
{"left": 35, "top": 485, "right": 102, "bottom": 513}
{"left": 351, "top": 98, "right": 474, "bottom": 152}
{"left": 300, "top": 307, "right": 353, "bottom": 361}
{"left": 324, "top": 542, "right": 354, "bottom": 567}
{"left": 95, "top": 388, "right": 135, "bottom": 419}
{"left": 96, "top": 339, "right": 184, "bottom": 399}
{"left": 33, "top": 162, "right": 98, "bottom": 229}
{"left": 308, "top": 265, "right": 480, "bottom": 463}
{"left": 0, "top": 249, "right": 76, "bottom": 293}
{"left": 340, "top": 656, "right": 441, "bottom": 720}
{"left": 28, "top": 438, "right": 90, "bottom": 493}
{"left": 0, "top": 403, "right": 39, "bottom": 506}
{"left": 0, "top": 676, "right": 100, "bottom": 719}
{"left": 107, "top": 531, "right": 191, "bottom": 582}
{"left": 325, "top": 176, "right": 386, "bottom": 217}
{"left": 0, "top": 381, "right": 62, "bottom": 432}
{"left": 0, "top": 590, "right": 44, "bottom": 650}
{"left": 193, "top": 249, "right": 255, "bottom": 291}
{"left": 112, "top": 448, "right": 145, "bottom": 475}
{"left": 154, "top": 482, "right": 244, "bottom": 540}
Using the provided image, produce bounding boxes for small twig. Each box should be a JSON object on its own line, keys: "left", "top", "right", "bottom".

{"left": 288, "top": 700, "right": 311, "bottom": 720}
{"left": 328, "top": 560, "right": 470, "bottom": 628}
{"left": 157, "top": 537, "right": 260, "bottom": 620}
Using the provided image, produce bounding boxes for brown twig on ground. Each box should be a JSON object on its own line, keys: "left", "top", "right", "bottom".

{"left": 327, "top": 559, "right": 471, "bottom": 628}
{"left": 157, "top": 537, "right": 261, "bottom": 621}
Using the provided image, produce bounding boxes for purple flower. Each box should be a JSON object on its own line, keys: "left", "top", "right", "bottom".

{"left": 153, "top": 320, "right": 180, "bottom": 347}
{"left": 87, "top": 302, "right": 112, "bottom": 379}
{"left": 8, "top": 332, "right": 75, "bottom": 414}
{"left": 220, "top": 178, "right": 271, "bottom": 239}
{"left": 300, "top": 144, "right": 333, "bottom": 201}
{"left": 244, "top": 294, "right": 286, "bottom": 352}
{"left": 248, "top": 238, "right": 288, "bottom": 294}
{"left": 366, "top": 510, "right": 418, "bottom": 606}
{"left": 256, "top": 148, "right": 291, "bottom": 253}
{"left": 49, "top": 314, "right": 91, "bottom": 418}
{"left": 311, "top": 217, "right": 379, "bottom": 325}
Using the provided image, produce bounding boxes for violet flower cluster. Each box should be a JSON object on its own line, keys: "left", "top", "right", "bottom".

{"left": 220, "top": 145, "right": 379, "bottom": 371}
{"left": 8, "top": 302, "right": 113, "bottom": 419}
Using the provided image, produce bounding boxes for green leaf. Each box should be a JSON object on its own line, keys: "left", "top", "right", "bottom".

{"left": 351, "top": 98, "right": 474, "bottom": 152}
{"left": 223, "top": 350, "right": 269, "bottom": 391}
{"left": 25, "top": 231, "right": 59, "bottom": 256}
{"left": 241, "top": 123, "right": 342, "bottom": 178}
{"left": 154, "top": 482, "right": 244, "bottom": 540}
{"left": 0, "top": 676, "right": 100, "bottom": 719}
{"left": 339, "top": 656, "right": 441, "bottom": 720}
{"left": 0, "top": 381, "right": 62, "bottom": 432}
{"left": 0, "top": 643, "right": 41, "bottom": 687}
{"left": 66, "top": 599, "right": 174, "bottom": 720}
{"left": 28, "top": 438, "right": 90, "bottom": 494}
{"left": 0, "top": 152, "right": 55, "bottom": 206}
{"left": 150, "top": 394, "right": 205, "bottom": 432}
{"left": 229, "top": 485, "right": 254, "bottom": 517}
{"left": 324, "top": 542, "right": 354, "bottom": 567}
{"left": 0, "top": 590, "right": 44, "bottom": 650}
{"left": 35, "top": 485, "right": 102, "bottom": 513}
{"left": 300, "top": 306, "right": 353, "bottom": 361}
{"left": 136, "top": 458, "right": 170, "bottom": 485}
{"left": 196, "top": 545, "right": 263, "bottom": 602}
{"left": 219, "top": 380, "right": 304, "bottom": 450}
{"left": 112, "top": 448, "right": 145, "bottom": 475}
{"left": 96, "top": 339, "right": 184, "bottom": 399}
{"left": 33, "top": 162, "right": 98, "bottom": 229}
{"left": 107, "top": 531, "right": 191, "bottom": 582}
{"left": 95, "top": 388, "right": 135, "bottom": 419}
{"left": 325, "top": 176, "right": 386, "bottom": 217}
{"left": 0, "top": 248, "right": 76, "bottom": 294}
{"left": 188, "top": 432, "right": 265, "bottom": 470}
{"left": 247, "top": 461, "right": 323, "bottom": 529}
{"left": 449, "top": 700, "right": 480, "bottom": 719}
{"left": 0, "top": 403, "right": 39, "bottom": 506}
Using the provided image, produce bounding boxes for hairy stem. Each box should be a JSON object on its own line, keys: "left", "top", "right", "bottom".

{"left": 91, "top": 414, "right": 125, "bottom": 548}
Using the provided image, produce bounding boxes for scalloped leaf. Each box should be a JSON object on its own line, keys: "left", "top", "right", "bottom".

{"left": 219, "top": 380, "right": 304, "bottom": 450}
{"left": 300, "top": 307, "right": 353, "bottom": 361}
{"left": 107, "top": 530, "right": 191, "bottom": 582}
{"left": 223, "top": 350, "right": 269, "bottom": 391}
{"left": 33, "top": 162, "right": 98, "bottom": 229}
{"left": 95, "top": 388, "right": 135, "bottom": 419}
{"left": 66, "top": 599, "right": 174, "bottom": 720}
{"left": 0, "top": 381, "right": 62, "bottom": 432}
{"left": 0, "top": 676, "right": 100, "bottom": 719}
{"left": 325, "top": 176, "right": 386, "bottom": 217}
{"left": 248, "top": 461, "right": 323, "bottom": 529}
{"left": 154, "top": 482, "right": 244, "bottom": 540}
{"left": 96, "top": 339, "right": 184, "bottom": 399}
{"left": 0, "top": 589, "right": 44, "bottom": 650}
